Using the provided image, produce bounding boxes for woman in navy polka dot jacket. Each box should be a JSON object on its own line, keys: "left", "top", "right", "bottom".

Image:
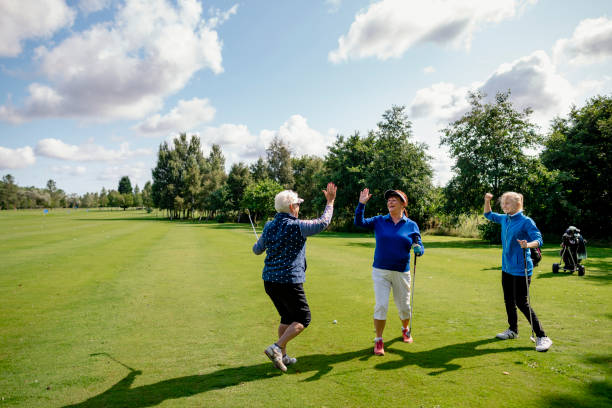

{"left": 253, "top": 182, "right": 336, "bottom": 372}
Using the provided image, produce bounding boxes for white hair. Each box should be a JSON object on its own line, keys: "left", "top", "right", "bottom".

{"left": 274, "top": 190, "right": 302, "bottom": 213}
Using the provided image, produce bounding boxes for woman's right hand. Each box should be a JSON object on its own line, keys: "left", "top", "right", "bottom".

{"left": 484, "top": 193, "right": 493, "bottom": 201}
{"left": 359, "top": 188, "right": 372, "bottom": 204}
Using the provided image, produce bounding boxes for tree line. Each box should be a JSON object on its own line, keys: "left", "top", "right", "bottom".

{"left": 1, "top": 92, "right": 609, "bottom": 238}
{"left": 0, "top": 175, "right": 153, "bottom": 211}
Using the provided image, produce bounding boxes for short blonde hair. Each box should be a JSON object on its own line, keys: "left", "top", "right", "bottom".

{"left": 501, "top": 191, "right": 524, "bottom": 211}
{"left": 274, "top": 190, "right": 303, "bottom": 213}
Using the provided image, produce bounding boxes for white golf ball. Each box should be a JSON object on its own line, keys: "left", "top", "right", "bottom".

{"left": 333, "top": 320, "right": 337, "bottom": 324}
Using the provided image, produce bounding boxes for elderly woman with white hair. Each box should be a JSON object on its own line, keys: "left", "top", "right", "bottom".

{"left": 484, "top": 191, "right": 552, "bottom": 352}
{"left": 253, "top": 182, "right": 336, "bottom": 372}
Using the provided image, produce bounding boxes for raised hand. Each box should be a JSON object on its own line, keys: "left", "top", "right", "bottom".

{"left": 359, "top": 188, "right": 372, "bottom": 204}
{"left": 323, "top": 182, "right": 337, "bottom": 204}
{"left": 484, "top": 193, "right": 493, "bottom": 201}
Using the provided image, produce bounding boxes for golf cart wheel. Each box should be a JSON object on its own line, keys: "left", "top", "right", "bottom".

{"left": 578, "top": 264, "right": 585, "bottom": 276}
{"left": 552, "top": 263, "right": 559, "bottom": 273}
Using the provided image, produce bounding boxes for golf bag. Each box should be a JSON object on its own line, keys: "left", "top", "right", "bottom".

{"left": 553, "top": 226, "right": 587, "bottom": 276}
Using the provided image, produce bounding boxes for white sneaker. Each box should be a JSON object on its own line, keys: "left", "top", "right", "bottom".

{"left": 535, "top": 336, "right": 553, "bottom": 352}
{"left": 264, "top": 344, "right": 287, "bottom": 372}
{"left": 282, "top": 355, "right": 297, "bottom": 366}
{"left": 496, "top": 329, "right": 518, "bottom": 340}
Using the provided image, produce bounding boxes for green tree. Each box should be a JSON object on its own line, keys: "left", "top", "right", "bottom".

{"left": 99, "top": 187, "right": 108, "bottom": 208}
{"left": 133, "top": 184, "right": 143, "bottom": 208}
{"left": 266, "top": 136, "right": 294, "bottom": 188}
{"left": 292, "top": 155, "right": 325, "bottom": 218}
{"left": 250, "top": 157, "right": 269, "bottom": 182}
{"left": 118, "top": 176, "right": 133, "bottom": 195}
{"left": 440, "top": 91, "right": 541, "bottom": 214}
{"left": 46, "top": 179, "right": 60, "bottom": 208}
{"left": 227, "top": 162, "right": 252, "bottom": 213}
{"left": 0, "top": 174, "right": 18, "bottom": 210}
{"left": 201, "top": 144, "right": 227, "bottom": 216}
{"left": 324, "top": 132, "right": 375, "bottom": 227}
{"left": 142, "top": 181, "right": 153, "bottom": 210}
{"left": 365, "top": 105, "right": 434, "bottom": 225}
{"left": 241, "top": 178, "right": 283, "bottom": 223}
{"left": 540, "top": 95, "right": 612, "bottom": 236}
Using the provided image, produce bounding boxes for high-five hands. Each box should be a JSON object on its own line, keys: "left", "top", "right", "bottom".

{"left": 323, "top": 182, "right": 337, "bottom": 204}
{"left": 359, "top": 188, "right": 372, "bottom": 204}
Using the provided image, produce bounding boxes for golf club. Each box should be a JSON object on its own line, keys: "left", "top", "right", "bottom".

{"left": 408, "top": 244, "right": 418, "bottom": 334}
{"left": 523, "top": 248, "right": 536, "bottom": 344}
{"left": 90, "top": 352, "right": 137, "bottom": 372}
{"left": 245, "top": 209, "right": 259, "bottom": 240}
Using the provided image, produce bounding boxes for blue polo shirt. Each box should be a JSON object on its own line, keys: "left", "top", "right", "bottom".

{"left": 354, "top": 203, "right": 424, "bottom": 272}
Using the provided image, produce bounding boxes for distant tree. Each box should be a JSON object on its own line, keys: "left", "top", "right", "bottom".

{"left": 227, "top": 162, "right": 252, "bottom": 213}
{"left": 292, "top": 155, "right": 325, "bottom": 217}
{"left": 250, "top": 157, "right": 269, "bottom": 182}
{"left": 440, "top": 91, "right": 541, "bottom": 214}
{"left": 267, "top": 136, "right": 294, "bottom": 188}
{"left": 540, "top": 95, "right": 612, "bottom": 236}
{"left": 133, "top": 184, "right": 143, "bottom": 208}
{"left": 46, "top": 179, "right": 59, "bottom": 208}
{"left": 142, "top": 181, "right": 154, "bottom": 210}
{"left": 365, "top": 105, "right": 434, "bottom": 225}
{"left": 108, "top": 190, "right": 121, "bottom": 209}
{"left": 99, "top": 187, "right": 108, "bottom": 208}
{"left": 241, "top": 178, "right": 283, "bottom": 223}
{"left": 0, "top": 174, "right": 18, "bottom": 209}
{"left": 324, "top": 132, "right": 375, "bottom": 227}
{"left": 121, "top": 193, "right": 133, "bottom": 210}
{"left": 118, "top": 176, "right": 133, "bottom": 195}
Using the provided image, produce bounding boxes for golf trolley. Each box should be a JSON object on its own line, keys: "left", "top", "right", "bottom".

{"left": 552, "top": 226, "right": 587, "bottom": 276}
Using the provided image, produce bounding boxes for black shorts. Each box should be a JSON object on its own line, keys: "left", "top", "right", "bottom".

{"left": 264, "top": 281, "right": 311, "bottom": 327}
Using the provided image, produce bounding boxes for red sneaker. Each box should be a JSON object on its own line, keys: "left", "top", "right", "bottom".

{"left": 374, "top": 339, "right": 385, "bottom": 356}
{"left": 402, "top": 328, "right": 413, "bottom": 343}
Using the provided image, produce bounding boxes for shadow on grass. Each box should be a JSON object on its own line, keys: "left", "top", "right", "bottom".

{"left": 372, "top": 337, "right": 531, "bottom": 376}
{"left": 64, "top": 338, "right": 527, "bottom": 407}
{"left": 538, "top": 354, "right": 611, "bottom": 407}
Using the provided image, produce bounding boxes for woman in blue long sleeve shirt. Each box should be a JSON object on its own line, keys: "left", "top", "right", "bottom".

{"left": 484, "top": 192, "right": 552, "bottom": 352}
{"left": 354, "top": 188, "right": 423, "bottom": 356}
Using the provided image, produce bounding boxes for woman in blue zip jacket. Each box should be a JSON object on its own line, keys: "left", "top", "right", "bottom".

{"left": 253, "top": 182, "right": 336, "bottom": 372}
{"left": 355, "top": 188, "right": 423, "bottom": 356}
{"left": 484, "top": 192, "right": 553, "bottom": 352}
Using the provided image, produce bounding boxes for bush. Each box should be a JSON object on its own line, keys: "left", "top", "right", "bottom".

{"left": 478, "top": 221, "right": 501, "bottom": 243}
{"left": 426, "top": 212, "right": 483, "bottom": 238}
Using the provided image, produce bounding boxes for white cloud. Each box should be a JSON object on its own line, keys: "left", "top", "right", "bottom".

{"left": 0, "top": 0, "right": 75, "bottom": 57}
{"left": 410, "top": 82, "right": 473, "bottom": 122}
{"left": 35, "top": 138, "right": 152, "bottom": 161}
{"left": 0, "top": 146, "right": 36, "bottom": 169}
{"left": 78, "top": 0, "right": 113, "bottom": 14}
{"left": 410, "top": 50, "right": 574, "bottom": 127}
{"left": 325, "top": 0, "right": 342, "bottom": 13}
{"left": 329, "top": 0, "right": 535, "bottom": 63}
{"left": 553, "top": 16, "right": 612, "bottom": 65}
{"left": 190, "top": 115, "right": 332, "bottom": 169}
{"left": 135, "top": 98, "right": 216, "bottom": 136}
{"left": 51, "top": 165, "right": 87, "bottom": 176}
{"left": 423, "top": 66, "right": 436, "bottom": 74}
{"left": 97, "top": 162, "right": 148, "bottom": 182}
{"left": 479, "top": 50, "right": 573, "bottom": 125}
{"left": 0, "top": 0, "right": 236, "bottom": 123}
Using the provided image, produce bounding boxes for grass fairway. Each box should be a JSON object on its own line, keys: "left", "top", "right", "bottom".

{"left": 1, "top": 209, "right": 610, "bottom": 407}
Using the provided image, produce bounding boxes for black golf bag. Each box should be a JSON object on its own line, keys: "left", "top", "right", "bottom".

{"left": 553, "top": 226, "right": 587, "bottom": 276}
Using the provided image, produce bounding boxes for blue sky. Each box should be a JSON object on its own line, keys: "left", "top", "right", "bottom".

{"left": 1, "top": 0, "right": 611, "bottom": 194}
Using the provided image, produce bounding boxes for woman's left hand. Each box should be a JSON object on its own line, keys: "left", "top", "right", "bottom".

{"left": 517, "top": 239, "right": 529, "bottom": 249}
